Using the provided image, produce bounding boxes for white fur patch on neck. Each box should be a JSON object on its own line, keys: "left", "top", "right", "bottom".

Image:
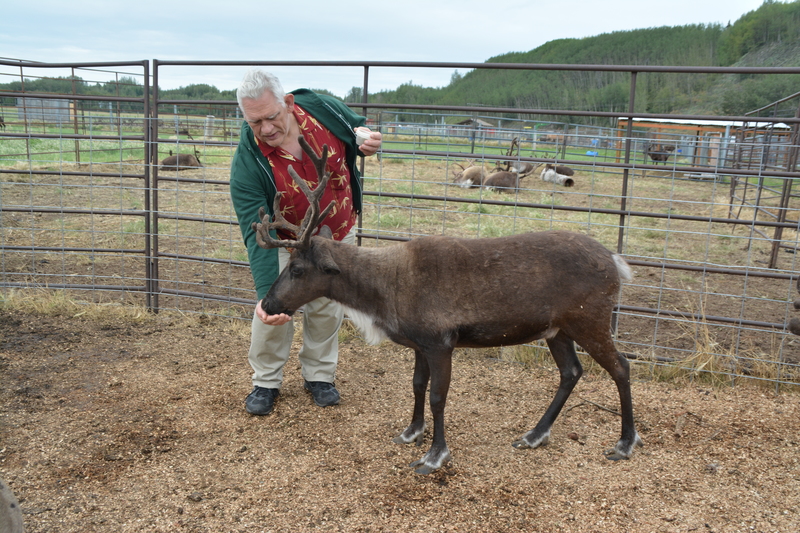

{"left": 343, "top": 306, "right": 388, "bottom": 345}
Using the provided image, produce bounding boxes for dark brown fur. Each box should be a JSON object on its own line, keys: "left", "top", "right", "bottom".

{"left": 160, "top": 150, "right": 203, "bottom": 171}
{"left": 539, "top": 133, "right": 567, "bottom": 144}
{"left": 545, "top": 163, "right": 574, "bottom": 176}
{"left": 483, "top": 170, "right": 521, "bottom": 192}
{"left": 260, "top": 230, "right": 640, "bottom": 474}
{"left": 644, "top": 143, "right": 675, "bottom": 165}
{"left": 254, "top": 136, "right": 642, "bottom": 474}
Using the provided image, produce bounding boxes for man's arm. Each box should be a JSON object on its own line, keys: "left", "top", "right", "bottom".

{"left": 230, "top": 145, "right": 281, "bottom": 301}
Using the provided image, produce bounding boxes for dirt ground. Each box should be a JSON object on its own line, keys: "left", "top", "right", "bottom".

{"left": 1, "top": 305, "right": 800, "bottom": 533}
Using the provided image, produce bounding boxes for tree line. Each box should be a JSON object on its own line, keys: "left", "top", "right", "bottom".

{"left": 3, "top": 1, "right": 800, "bottom": 122}
{"left": 351, "top": 0, "right": 800, "bottom": 123}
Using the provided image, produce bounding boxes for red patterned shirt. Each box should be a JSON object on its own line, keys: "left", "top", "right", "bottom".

{"left": 255, "top": 104, "right": 356, "bottom": 241}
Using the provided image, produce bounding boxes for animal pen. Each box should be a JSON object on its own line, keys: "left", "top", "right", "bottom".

{"left": 2, "top": 59, "right": 800, "bottom": 389}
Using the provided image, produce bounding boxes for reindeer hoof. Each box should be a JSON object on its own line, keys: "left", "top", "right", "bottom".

{"left": 392, "top": 433, "right": 424, "bottom": 446}
{"left": 604, "top": 434, "right": 644, "bottom": 460}
{"left": 412, "top": 463, "right": 437, "bottom": 475}
{"left": 603, "top": 448, "right": 631, "bottom": 461}
{"left": 512, "top": 431, "right": 549, "bottom": 449}
{"left": 408, "top": 448, "right": 451, "bottom": 475}
{"left": 392, "top": 427, "right": 425, "bottom": 446}
{"left": 603, "top": 449, "right": 631, "bottom": 461}
{"left": 409, "top": 457, "right": 448, "bottom": 475}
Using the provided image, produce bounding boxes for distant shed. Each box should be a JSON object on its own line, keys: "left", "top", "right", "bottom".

{"left": 616, "top": 116, "right": 791, "bottom": 169}
{"left": 16, "top": 97, "right": 72, "bottom": 124}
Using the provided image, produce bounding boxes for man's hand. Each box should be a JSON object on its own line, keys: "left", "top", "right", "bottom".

{"left": 356, "top": 128, "right": 382, "bottom": 157}
{"left": 256, "top": 300, "right": 292, "bottom": 326}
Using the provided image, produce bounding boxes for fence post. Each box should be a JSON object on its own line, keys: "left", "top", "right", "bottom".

{"left": 768, "top": 98, "right": 800, "bottom": 268}
{"left": 616, "top": 71, "right": 637, "bottom": 254}
{"left": 71, "top": 69, "right": 81, "bottom": 163}
{"left": 357, "top": 65, "right": 369, "bottom": 247}
{"left": 149, "top": 60, "right": 160, "bottom": 312}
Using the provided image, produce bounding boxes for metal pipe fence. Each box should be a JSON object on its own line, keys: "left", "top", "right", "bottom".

{"left": 2, "top": 58, "right": 800, "bottom": 388}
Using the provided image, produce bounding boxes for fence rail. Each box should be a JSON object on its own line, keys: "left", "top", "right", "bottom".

{"left": 2, "top": 58, "right": 800, "bottom": 388}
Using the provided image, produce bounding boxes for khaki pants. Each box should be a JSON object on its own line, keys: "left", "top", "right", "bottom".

{"left": 248, "top": 228, "right": 355, "bottom": 389}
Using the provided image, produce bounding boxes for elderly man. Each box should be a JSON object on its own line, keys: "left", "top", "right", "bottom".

{"left": 230, "top": 69, "right": 381, "bottom": 415}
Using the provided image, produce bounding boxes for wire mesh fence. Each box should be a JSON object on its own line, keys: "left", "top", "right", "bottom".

{"left": 2, "top": 58, "right": 800, "bottom": 389}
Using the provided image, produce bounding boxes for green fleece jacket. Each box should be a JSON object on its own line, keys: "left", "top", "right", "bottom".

{"left": 229, "top": 89, "right": 366, "bottom": 300}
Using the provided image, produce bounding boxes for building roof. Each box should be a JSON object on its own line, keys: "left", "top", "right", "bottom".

{"left": 619, "top": 116, "right": 790, "bottom": 130}
{"left": 455, "top": 118, "right": 495, "bottom": 128}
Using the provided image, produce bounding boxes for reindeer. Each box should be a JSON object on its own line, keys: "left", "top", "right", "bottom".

{"left": 452, "top": 162, "right": 486, "bottom": 188}
{"left": 508, "top": 161, "right": 535, "bottom": 176}
{"left": 483, "top": 170, "right": 523, "bottom": 192}
{"left": 0, "top": 115, "right": 5, "bottom": 131}
{"left": 494, "top": 137, "right": 535, "bottom": 178}
{"left": 160, "top": 149, "right": 203, "bottom": 171}
{"left": 493, "top": 161, "right": 536, "bottom": 177}
{"left": 252, "top": 136, "right": 642, "bottom": 475}
{"left": 539, "top": 133, "right": 567, "bottom": 144}
{"left": 644, "top": 142, "right": 675, "bottom": 165}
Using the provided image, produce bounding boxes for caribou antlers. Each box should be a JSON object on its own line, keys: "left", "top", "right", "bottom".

{"left": 252, "top": 136, "right": 335, "bottom": 250}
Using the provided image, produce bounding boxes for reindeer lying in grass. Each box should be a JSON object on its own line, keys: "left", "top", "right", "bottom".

{"left": 252, "top": 136, "right": 642, "bottom": 474}
{"left": 160, "top": 149, "right": 203, "bottom": 171}
{"left": 452, "top": 162, "right": 486, "bottom": 188}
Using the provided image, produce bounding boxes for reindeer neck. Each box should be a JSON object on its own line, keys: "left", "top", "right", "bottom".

{"left": 324, "top": 240, "right": 400, "bottom": 318}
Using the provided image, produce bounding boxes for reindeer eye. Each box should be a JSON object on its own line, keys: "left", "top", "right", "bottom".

{"left": 289, "top": 264, "right": 304, "bottom": 278}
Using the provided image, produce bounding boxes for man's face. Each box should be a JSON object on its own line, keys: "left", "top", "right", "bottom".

{"left": 241, "top": 91, "right": 294, "bottom": 148}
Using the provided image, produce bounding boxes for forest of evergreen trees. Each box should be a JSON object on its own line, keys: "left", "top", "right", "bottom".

{"left": 353, "top": 0, "right": 800, "bottom": 120}
{"left": 3, "top": 0, "right": 800, "bottom": 120}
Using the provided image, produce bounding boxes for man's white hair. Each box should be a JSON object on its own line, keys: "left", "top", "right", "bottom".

{"left": 237, "top": 69, "right": 286, "bottom": 112}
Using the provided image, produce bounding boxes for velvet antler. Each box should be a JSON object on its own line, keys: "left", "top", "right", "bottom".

{"left": 252, "top": 136, "right": 335, "bottom": 250}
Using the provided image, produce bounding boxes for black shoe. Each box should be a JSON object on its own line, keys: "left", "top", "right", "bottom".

{"left": 303, "top": 380, "right": 340, "bottom": 407}
{"left": 245, "top": 386, "right": 279, "bottom": 415}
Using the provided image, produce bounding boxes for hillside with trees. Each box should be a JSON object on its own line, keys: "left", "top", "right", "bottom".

{"left": 3, "top": 1, "right": 800, "bottom": 120}
{"left": 358, "top": 0, "right": 800, "bottom": 119}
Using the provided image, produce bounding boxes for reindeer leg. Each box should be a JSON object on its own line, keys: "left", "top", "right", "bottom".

{"left": 409, "top": 347, "right": 453, "bottom": 474}
{"left": 514, "top": 332, "right": 582, "bottom": 449}
{"left": 393, "top": 349, "right": 429, "bottom": 447}
{"left": 596, "top": 349, "right": 642, "bottom": 460}
{"left": 573, "top": 333, "right": 643, "bottom": 460}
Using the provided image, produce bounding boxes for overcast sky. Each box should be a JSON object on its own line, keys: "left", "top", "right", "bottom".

{"left": 1, "top": 0, "right": 769, "bottom": 98}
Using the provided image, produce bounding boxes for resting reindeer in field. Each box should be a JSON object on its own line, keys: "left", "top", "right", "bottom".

{"left": 508, "top": 161, "right": 535, "bottom": 176}
{"left": 253, "top": 136, "right": 642, "bottom": 474}
{"left": 483, "top": 170, "right": 524, "bottom": 192}
{"left": 495, "top": 137, "right": 535, "bottom": 178}
{"left": 160, "top": 149, "right": 203, "bottom": 171}
{"left": 452, "top": 162, "right": 486, "bottom": 188}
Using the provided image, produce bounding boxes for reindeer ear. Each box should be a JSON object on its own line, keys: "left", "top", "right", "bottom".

{"left": 315, "top": 247, "right": 340, "bottom": 275}
{"left": 317, "top": 225, "right": 334, "bottom": 240}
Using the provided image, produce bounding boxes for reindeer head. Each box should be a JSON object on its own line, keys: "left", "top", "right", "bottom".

{"left": 252, "top": 136, "right": 342, "bottom": 316}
